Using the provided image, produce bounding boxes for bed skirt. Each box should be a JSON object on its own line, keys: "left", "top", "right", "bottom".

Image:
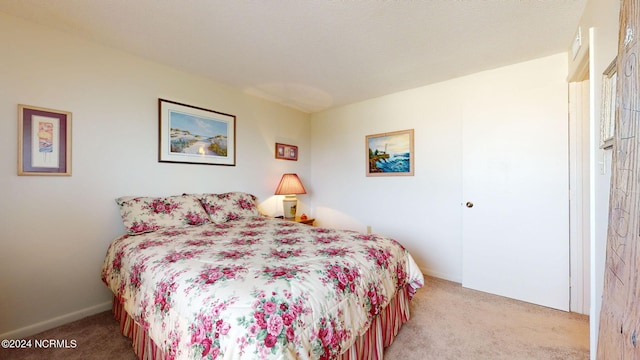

{"left": 113, "top": 284, "right": 414, "bottom": 360}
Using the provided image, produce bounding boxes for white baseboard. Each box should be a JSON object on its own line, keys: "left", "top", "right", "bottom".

{"left": 421, "top": 267, "right": 462, "bottom": 284}
{"left": 0, "top": 300, "right": 112, "bottom": 340}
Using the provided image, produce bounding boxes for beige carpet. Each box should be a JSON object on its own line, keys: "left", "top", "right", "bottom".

{"left": 384, "top": 277, "right": 589, "bottom": 359}
{"left": 0, "top": 276, "right": 588, "bottom": 360}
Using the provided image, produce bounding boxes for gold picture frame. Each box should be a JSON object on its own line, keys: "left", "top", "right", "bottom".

{"left": 366, "top": 129, "right": 414, "bottom": 177}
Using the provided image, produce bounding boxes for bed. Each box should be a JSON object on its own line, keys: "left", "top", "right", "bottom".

{"left": 101, "top": 192, "right": 424, "bottom": 360}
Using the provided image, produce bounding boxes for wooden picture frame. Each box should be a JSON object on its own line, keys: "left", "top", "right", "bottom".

{"left": 18, "top": 104, "right": 72, "bottom": 176}
{"left": 159, "top": 99, "right": 236, "bottom": 166}
{"left": 366, "top": 129, "right": 414, "bottom": 177}
{"left": 275, "top": 143, "right": 298, "bottom": 161}
{"left": 600, "top": 57, "right": 617, "bottom": 149}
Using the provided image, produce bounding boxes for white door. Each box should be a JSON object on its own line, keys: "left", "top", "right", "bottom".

{"left": 461, "top": 58, "right": 570, "bottom": 311}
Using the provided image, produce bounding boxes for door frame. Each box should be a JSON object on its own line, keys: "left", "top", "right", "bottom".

{"left": 567, "top": 46, "right": 590, "bottom": 315}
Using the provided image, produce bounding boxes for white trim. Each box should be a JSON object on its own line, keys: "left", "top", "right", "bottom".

{"left": 568, "top": 79, "right": 591, "bottom": 315}
{"left": 0, "top": 300, "right": 112, "bottom": 340}
{"left": 569, "top": 81, "right": 580, "bottom": 313}
{"left": 567, "top": 25, "right": 592, "bottom": 317}
{"left": 588, "top": 27, "right": 598, "bottom": 360}
{"left": 421, "top": 267, "right": 461, "bottom": 284}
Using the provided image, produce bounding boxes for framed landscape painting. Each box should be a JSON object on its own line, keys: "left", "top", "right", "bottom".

{"left": 366, "top": 129, "right": 414, "bottom": 177}
{"left": 159, "top": 99, "right": 236, "bottom": 166}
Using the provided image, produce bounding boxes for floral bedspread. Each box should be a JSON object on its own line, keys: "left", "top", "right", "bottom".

{"left": 101, "top": 216, "right": 424, "bottom": 360}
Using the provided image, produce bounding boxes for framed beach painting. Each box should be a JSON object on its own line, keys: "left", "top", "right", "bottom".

{"left": 159, "top": 99, "right": 236, "bottom": 166}
{"left": 18, "top": 104, "right": 72, "bottom": 176}
{"left": 366, "top": 129, "right": 414, "bottom": 177}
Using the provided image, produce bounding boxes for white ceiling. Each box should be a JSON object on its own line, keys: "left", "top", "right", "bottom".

{"left": 0, "top": 0, "right": 587, "bottom": 113}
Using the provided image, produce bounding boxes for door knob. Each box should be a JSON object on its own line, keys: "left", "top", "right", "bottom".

{"left": 466, "top": 202, "right": 474, "bottom": 208}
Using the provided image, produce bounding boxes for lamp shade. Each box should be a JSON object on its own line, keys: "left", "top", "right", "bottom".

{"left": 274, "top": 173, "right": 307, "bottom": 195}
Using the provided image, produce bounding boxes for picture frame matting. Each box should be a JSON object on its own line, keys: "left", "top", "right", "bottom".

{"left": 275, "top": 143, "right": 298, "bottom": 161}
{"left": 158, "top": 99, "right": 236, "bottom": 166}
{"left": 18, "top": 104, "right": 72, "bottom": 176}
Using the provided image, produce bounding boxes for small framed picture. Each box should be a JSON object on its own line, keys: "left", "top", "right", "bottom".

{"left": 275, "top": 143, "right": 298, "bottom": 161}
{"left": 600, "top": 57, "right": 617, "bottom": 149}
{"left": 18, "top": 104, "right": 72, "bottom": 176}
{"left": 366, "top": 129, "right": 414, "bottom": 176}
{"left": 158, "top": 99, "right": 236, "bottom": 166}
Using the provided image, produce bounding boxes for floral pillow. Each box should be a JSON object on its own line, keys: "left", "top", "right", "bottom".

{"left": 116, "top": 194, "right": 210, "bottom": 235}
{"left": 199, "top": 192, "right": 260, "bottom": 223}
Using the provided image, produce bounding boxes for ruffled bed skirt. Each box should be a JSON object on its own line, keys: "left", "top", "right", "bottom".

{"left": 113, "top": 285, "right": 414, "bottom": 360}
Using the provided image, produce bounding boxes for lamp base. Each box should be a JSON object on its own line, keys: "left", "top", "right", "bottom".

{"left": 282, "top": 196, "right": 297, "bottom": 219}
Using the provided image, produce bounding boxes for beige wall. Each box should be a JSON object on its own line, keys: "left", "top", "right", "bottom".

{"left": 0, "top": 13, "right": 311, "bottom": 337}
{"left": 310, "top": 53, "right": 569, "bottom": 283}
{"left": 1, "top": 2, "right": 618, "bottom": 350}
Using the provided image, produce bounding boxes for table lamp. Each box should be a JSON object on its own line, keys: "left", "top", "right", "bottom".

{"left": 274, "top": 173, "right": 306, "bottom": 219}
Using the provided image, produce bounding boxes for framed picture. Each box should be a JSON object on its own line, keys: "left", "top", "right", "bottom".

{"left": 600, "top": 57, "right": 617, "bottom": 149}
{"left": 366, "top": 129, "right": 414, "bottom": 177}
{"left": 275, "top": 143, "right": 298, "bottom": 161}
{"left": 159, "top": 99, "right": 236, "bottom": 166}
{"left": 18, "top": 104, "right": 72, "bottom": 176}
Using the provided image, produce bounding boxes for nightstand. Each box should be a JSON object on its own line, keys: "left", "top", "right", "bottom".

{"left": 290, "top": 216, "right": 315, "bottom": 225}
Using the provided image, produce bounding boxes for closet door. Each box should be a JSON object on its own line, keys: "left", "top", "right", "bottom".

{"left": 461, "top": 55, "right": 570, "bottom": 311}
